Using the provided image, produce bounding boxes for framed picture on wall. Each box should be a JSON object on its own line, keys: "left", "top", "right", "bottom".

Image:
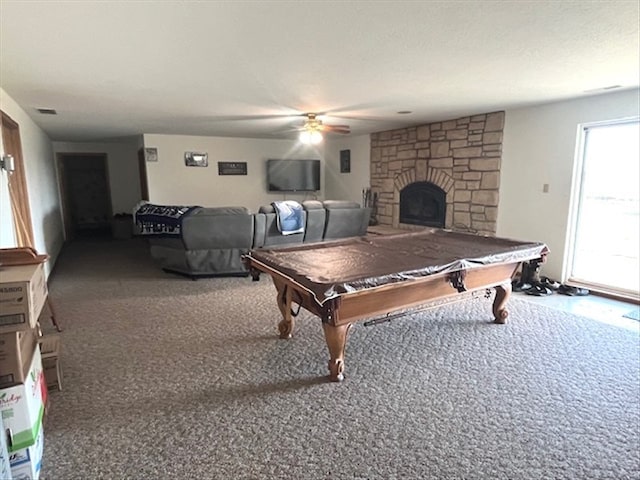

{"left": 185, "top": 152, "right": 208, "bottom": 167}
{"left": 218, "top": 162, "right": 248, "bottom": 175}
{"left": 144, "top": 147, "right": 158, "bottom": 162}
{"left": 340, "top": 149, "right": 351, "bottom": 173}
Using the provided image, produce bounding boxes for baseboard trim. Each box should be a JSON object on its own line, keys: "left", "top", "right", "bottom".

{"left": 566, "top": 280, "right": 640, "bottom": 305}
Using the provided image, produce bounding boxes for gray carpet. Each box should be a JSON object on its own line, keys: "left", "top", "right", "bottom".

{"left": 41, "top": 239, "right": 640, "bottom": 479}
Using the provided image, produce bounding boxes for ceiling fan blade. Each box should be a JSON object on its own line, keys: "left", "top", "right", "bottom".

{"left": 271, "top": 126, "right": 302, "bottom": 133}
{"left": 324, "top": 126, "right": 351, "bottom": 134}
{"left": 206, "top": 114, "right": 299, "bottom": 122}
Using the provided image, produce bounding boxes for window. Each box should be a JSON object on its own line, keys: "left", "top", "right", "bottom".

{"left": 568, "top": 119, "right": 640, "bottom": 298}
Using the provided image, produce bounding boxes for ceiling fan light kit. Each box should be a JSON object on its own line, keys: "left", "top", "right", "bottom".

{"left": 299, "top": 129, "right": 323, "bottom": 145}
{"left": 298, "top": 113, "right": 350, "bottom": 144}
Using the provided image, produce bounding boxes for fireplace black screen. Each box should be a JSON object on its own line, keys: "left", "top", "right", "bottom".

{"left": 399, "top": 182, "right": 446, "bottom": 227}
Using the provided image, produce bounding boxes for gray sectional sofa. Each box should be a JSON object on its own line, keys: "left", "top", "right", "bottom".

{"left": 147, "top": 200, "right": 370, "bottom": 278}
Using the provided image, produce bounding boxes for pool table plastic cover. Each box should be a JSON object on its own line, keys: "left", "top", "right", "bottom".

{"left": 247, "top": 229, "right": 549, "bottom": 305}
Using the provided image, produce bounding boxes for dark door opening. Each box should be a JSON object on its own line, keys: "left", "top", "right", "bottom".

{"left": 58, "top": 153, "right": 112, "bottom": 239}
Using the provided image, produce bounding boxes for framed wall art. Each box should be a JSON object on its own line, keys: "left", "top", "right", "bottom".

{"left": 185, "top": 152, "right": 208, "bottom": 167}
{"left": 144, "top": 147, "right": 158, "bottom": 162}
{"left": 218, "top": 162, "right": 248, "bottom": 175}
{"left": 340, "top": 149, "right": 351, "bottom": 173}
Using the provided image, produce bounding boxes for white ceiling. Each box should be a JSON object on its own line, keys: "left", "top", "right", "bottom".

{"left": 1, "top": 1, "right": 638, "bottom": 142}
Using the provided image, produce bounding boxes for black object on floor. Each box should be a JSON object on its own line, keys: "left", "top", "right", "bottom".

{"left": 540, "top": 276, "right": 561, "bottom": 291}
{"left": 525, "top": 284, "right": 553, "bottom": 296}
{"left": 557, "top": 285, "right": 590, "bottom": 296}
{"left": 622, "top": 308, "right": 640, "bottom": 321}
{"left": 512, "top": 280, "right": 532, "bottom": 292}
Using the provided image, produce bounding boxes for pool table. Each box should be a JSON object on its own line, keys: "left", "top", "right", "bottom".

{"left": 245, "top": 229, "right": 548, "bottom": 382}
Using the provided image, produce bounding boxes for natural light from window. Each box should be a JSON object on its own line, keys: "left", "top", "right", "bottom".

{"left": 570, "top": 120, "right": 640, "bottom": 296}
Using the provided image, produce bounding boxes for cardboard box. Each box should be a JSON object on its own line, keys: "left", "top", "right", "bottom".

{"left": 0, "top": 329, "right": 38, "bottom": 388}
{"left": 39, "top": 334, "right": 62, "bottom": 391}
{"left": 9, "top": 420, "right": 42, "bottom": 480}
{"left": 42, "top": 358, "right": 62, "bottom": 392}
{"left": 0, "top": 415, "right": 11, "bottom": 480}
{"left": 0, "top": 263, "right": 47, "bottom": 334}
{"left": 0, "top": 346, "right": 46, "bottom": 453}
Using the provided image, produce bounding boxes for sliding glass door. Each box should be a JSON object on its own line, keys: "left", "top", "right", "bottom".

{"left": 568, "top": 119, "right": 639, "bottom": 298}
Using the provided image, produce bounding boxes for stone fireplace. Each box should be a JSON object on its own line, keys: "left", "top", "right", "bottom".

{"left": 370, "top": 111, "right": 504, "bottom": 236}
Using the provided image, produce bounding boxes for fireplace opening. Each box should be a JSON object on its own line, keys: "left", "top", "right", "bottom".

{"left": 399, "top": 182, "right": 446, "bottom": 227}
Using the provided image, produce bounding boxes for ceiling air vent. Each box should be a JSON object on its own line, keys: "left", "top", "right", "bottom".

{"left": 36, "top": 108, "right": 57, "bottom": 115}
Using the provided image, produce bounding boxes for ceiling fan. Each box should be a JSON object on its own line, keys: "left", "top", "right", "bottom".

{"left": 298, "top": 113, "right": 350, "bottom": 144}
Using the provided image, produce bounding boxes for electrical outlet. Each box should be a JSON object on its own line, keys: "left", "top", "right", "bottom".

{"left": 543, "top": 183, "right": 549, "bottom": 193}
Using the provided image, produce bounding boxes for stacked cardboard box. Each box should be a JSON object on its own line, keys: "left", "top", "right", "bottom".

{"left": 1, "top": 262, "right": 49, "bottom": 480}
{"left": 0, "top": 328, "right": 38, "bottom": 386}
{"left": 1, "top": 262, "right": 47, "bottom": 388}
{"left": 39, "top": 333, "right": 62, "bottom": 391}
{"left": 2, "top": 347, "right": 47, "bottom": 480}
{"left": 0, "top": 415, "right": 11, "bottom": 479}
{"left": 0, "top": 262, "right": 47, "bottom": 334}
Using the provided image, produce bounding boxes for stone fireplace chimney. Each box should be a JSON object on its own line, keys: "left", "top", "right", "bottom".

{"left": 370, "top": 111, "right": 504, "bottom": 235}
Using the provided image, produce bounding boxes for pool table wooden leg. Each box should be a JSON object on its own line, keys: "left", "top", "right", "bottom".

{"left": 276, "top": 283, "right": 295, "bottom": 339}
{"left": 493, "top": 282, "right": 512, "bottom": 324}
{"left": 322, "top": 323, "right": 352, "bottom": 382}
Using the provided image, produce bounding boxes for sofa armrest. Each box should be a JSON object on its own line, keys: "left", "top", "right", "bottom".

{"left": 181, "top": 207, "right": 254, "bottom": 250}
{"left": 258, "top": 204, "right": 275, "bottom": 214}
{"left": 302, "top": 200, "right": 326, "bottom": 243}
{"left": 253, "top": 213, "right": 266, "bottom": 248}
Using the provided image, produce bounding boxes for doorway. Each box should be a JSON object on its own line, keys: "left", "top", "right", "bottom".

{"left": 567, "top": 118, "right": 640, "bottom": 299}
{"left": 58, "top": 153, "right": 113, "bottom": 239}
{"left": 1, "top": 111, "right": 34, "bottom": 248}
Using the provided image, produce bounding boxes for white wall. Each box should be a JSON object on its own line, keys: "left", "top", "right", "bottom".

{"left": 52, "top": 139, "right": 142, "bottom": 215}
{"left": 0, "top": 169, "right": 16, "bottom": 247}
{"left": 324, "top": 134, "right": 371, "bottom": 204}
{"left": 0, "top": 88, "right": 64, "bottom": 275}
{"left": 499, "top": 89, "right": 640, "bottom": 281}
{"left": 143, "top": 134, "right": 326, "bottom": 210}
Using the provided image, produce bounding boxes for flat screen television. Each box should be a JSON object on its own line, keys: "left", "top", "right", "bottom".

{"left": 267, "top": 159, "right": 320, "bottom": 192}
